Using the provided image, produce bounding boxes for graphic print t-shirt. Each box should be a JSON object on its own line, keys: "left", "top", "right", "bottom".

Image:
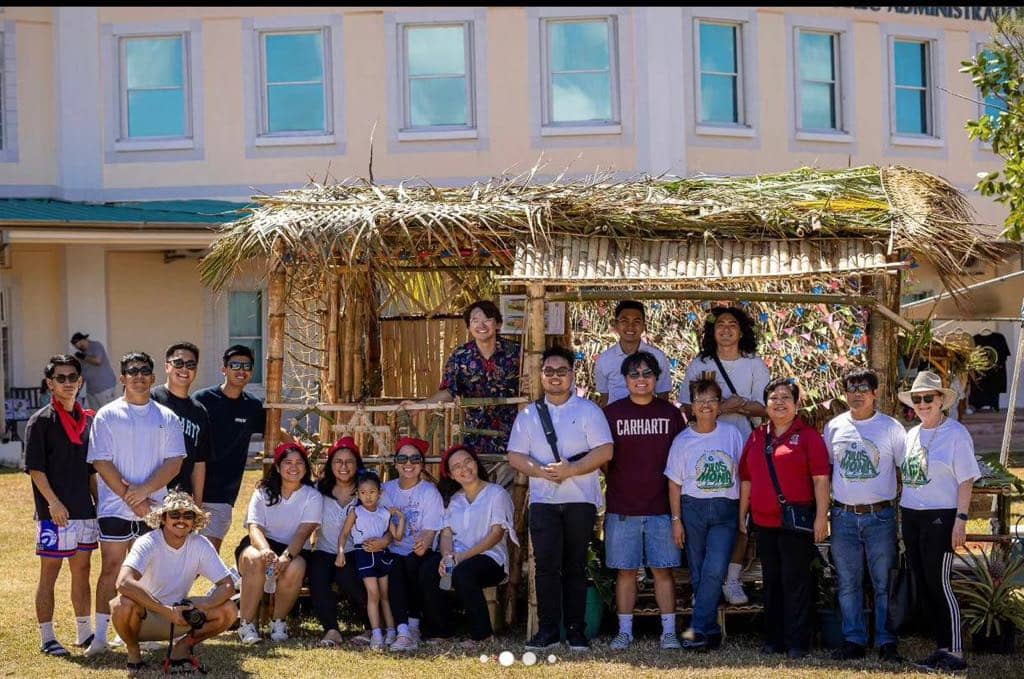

{"left": 664, "top": 421, "right": 745, "bottom": 500}
{"left": 824, "top": 411, "right": 906, "bottom": 505}
{"left": 151, "top": 386, "right": 211, "bottom": 496}
{"left": 900, "top": 418, "right": 981, "bottom": 510}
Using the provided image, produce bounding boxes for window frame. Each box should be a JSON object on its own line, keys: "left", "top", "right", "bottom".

{"left": 256, "top": 27, "right": 333, "bottom": 139}
{"left": 398, "top": 21, "right": 475, "bottom": 133}
{"left": 694, "top": 19, "right": 744, "bottom": 128}
{"left": 794, "top": 28, "right": 842, "bottom": 133}
{"left": 227, "top": 290, "right": 265, "bottom": 387}
{"left": 890, "top": 37, "right": 933, "bottom": 138}
{"left": 974, "top": 40, "right": 1005, "bottom": 144}
{"left": 117, "top": 32, "right": 192, "bottom": 143}
{"left": 540, "top": 15, "right": 621, "bottom": 129}
{"left": 881, "top": 24, "right": 945, "bottom": 149}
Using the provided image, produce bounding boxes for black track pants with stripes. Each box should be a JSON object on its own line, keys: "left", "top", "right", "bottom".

{"left": 902, "top": 507, "right": 962, "bottom": 653}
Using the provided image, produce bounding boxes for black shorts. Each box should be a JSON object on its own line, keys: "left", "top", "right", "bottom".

{"left": 353, "top": 546, "right": 394, "bottom": 578}
{"left": 234, "top": 535, "right": 308, "bottom": 566}
{"left": 98, "top": 517, "right": 152, "bottom": 543}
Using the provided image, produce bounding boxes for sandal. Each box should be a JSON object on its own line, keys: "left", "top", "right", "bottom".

{"left": 125, "top": 660, "right": 148, "bottom": 676}
{"left": 317, "top": 637, "right": 339, "bottom": 648}
{"left": 75, "top": 634, "right": 95, "bottom": 649}
{"left": 40, "top": 639, "right": 69, "bottom": 656}
{"left": 166, "top": 656, "right": 208, "bottom": 675}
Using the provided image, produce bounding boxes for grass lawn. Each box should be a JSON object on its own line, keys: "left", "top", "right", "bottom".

{"left": 2, "top": 468, "right": 1023, "bottom": 678}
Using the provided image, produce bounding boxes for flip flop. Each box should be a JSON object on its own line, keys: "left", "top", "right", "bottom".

{"left": 317, "top": 637, "right": 339, "bottom": 648}
{"left": 125, "top": 660, "right": 148, "bottom": 677}
{"left": 75, "top": 634, "right": 94, "bottom": 649}
{"left": 40, "top": 639, "right": 69, "bottom": 656}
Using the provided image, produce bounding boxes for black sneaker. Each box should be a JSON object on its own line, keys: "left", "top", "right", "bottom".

{"left": 831, "top": 641, "right": 866, "bottom": 660}
{"left": 933, "top": 652, "right": 967, "bottom": 673}
{"left": 878, "top": 642, "right": 903, "bottom": 663}
{"left": 524, "top": 628, "right": 560, "bottom": 651}
{"left": 566, "top": 626, "right": 589, "bottom": 652}
{"left": 681, "top": 632, "right": 707, "bottom": 651}
{"left": 911, "top": 650, "right": 946, "bottom": 670}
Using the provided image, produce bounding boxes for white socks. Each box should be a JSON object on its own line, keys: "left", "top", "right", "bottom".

{"left": 408, "top": 617, "right": 420, "bottom": 632}
{"left": 727, "top": 562, "right": 742, "bottom": 583}
{"left": 661, "top": 614, "right": 676, "bottom": 636}
{"left": 94, "top": 613, "right": 110, "bottom": 643}
{"left": 617, "top": 613, "right": 633, "bottom": 638}
{"left": 371, "top": 628, "right": 383, "bottom": 640}
{"left": 397, "top": 623, "right": 410, "bottom": 637}
{"left": 39, "top": 622, "right": 56, "bottom": 644}
{"left": 76, "top": 616, "right": 93, "bottom": 644}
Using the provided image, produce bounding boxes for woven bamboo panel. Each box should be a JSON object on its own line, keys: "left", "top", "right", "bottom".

{"left": 509, "top": 236, "right": 892, "bottom": 282}
{"left": 379, "top": 318, "right": 467, "bottom": 398}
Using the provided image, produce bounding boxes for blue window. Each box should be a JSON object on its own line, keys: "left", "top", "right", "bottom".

{"left": 121, "top": 35, "right": 188, "bottom": 139}
{"left": 698, "top": 22, "right": 741, "bottom": 125}
{"left": 261, "top": 31, "right": 329, "bottom": 134}
{"left": 797, "top": 31, "right": 840, "bottom": 131}
{"left": 403, "top": 24, "right": 472, "bottom": 129}
{"left": 978, "top": 47, "right": 1005, "bottom": 128}
{"left": 544, "top": 18, "right": 618, "bottom": 124}
{"left": 229, "top": 291, "right": 263, "bottom": 384}
{"left": 893, "top": 39, "right": 931, "bottom": 135}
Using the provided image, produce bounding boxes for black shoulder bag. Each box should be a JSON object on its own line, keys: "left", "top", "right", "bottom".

{"left": 710, "top": 355, "right": 758, "bottom": 432}
{"left": 534, "top": 399, "right": 589, "bottom": 464}
{"left": 763, "top": 429, "right": 816, "bottom": 534}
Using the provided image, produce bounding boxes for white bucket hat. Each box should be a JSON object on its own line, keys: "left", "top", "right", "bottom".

{"left": 897, "top": 370, "right": 957, "bottom": 411}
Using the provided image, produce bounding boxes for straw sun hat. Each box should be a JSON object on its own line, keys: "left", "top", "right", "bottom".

{"left": 143, "top": 489, "right": 210, "bottom": 532}
{"left": 897, "top": 370, "right": 957, "bottom": 411}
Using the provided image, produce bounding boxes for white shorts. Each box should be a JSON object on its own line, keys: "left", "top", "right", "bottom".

{"left": 36, "top": 519, "right": 100, "bottom": 558}
{"left": 201, "top": 502, "right": 233, "bottom": 540}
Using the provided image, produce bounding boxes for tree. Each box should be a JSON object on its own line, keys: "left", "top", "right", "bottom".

{"left": 961, "top": 14, "right": 1024, "bottom": 240}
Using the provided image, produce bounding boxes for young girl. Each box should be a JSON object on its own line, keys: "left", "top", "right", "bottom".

{"left": 337, "top": 471, "right": 405, "bottom": 650}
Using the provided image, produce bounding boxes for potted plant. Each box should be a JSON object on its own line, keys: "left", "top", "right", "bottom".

{"left": 952, "top": 545, "right": 1024, "bottom": 654}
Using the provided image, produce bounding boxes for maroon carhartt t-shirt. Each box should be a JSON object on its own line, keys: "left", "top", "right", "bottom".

{"left": 603, "top": 398, "right": 686, "bottom": 516}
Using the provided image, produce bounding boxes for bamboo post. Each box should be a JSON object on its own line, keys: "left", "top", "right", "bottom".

{"left": 320, "top": 273, "right": 340, "bottom": 442}
{"left": 352, "top": 279, "right": 365, "bottom": 401}
{"left": 866, "top": 272, "right": 901, "bottom": 414}
{"left": 340, "top": 276, "right": 356, "bottom": 402}
{"left": 264, "top": 239, "right": 287, "bottom": 474}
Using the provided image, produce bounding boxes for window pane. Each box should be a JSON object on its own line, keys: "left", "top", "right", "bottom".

{"left": 894, "top": 41, "right": 926, "bottom": 87}
{"left": 800, "top": 81, "right": 836, "bottom": 129}
{"left": 550, "top": 20, "right": 610, "bottom": 72}
{"left": 127, "top": 88, "right": 185, "bottom": 137}
{"left": 551, "top": 71, "right": 611, "bottom": 122}
{"left": 984, "top": 93, "right": 1003, "bottom": 123}
{"left": 229, "top": 291, "right": 262, "bottom": 338}
{"left": 267, "top": 83, "right": 325, "bottom": 132}
{"left": 126, "top": 37, "right": 183, "bottom": 89}
{"left": 699, "top": 23, "right": 737, "bottom": 74}
{"left": 265, "top": 32, "right": 323, "bottom": 84}
{"left": 699, "top": 73, "right": 737, "bottom": 123}
{"left": 407, "top": 25, "right": 466, "bottom": 77}
{"left": 895, "top": 88, "right": 927, "bottom": 134}
{"left": 798, "top": 32, "right": 834, "bottom": 82}
{"left": 410, "top": 77, "right": 468, "bottom": 126}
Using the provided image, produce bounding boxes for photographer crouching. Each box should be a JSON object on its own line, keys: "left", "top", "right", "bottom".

{"left": 111, "top": 491, "right": 237, "bottom": 675}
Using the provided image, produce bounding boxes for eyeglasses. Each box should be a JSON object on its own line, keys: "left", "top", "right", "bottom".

{"left": 395, "top": 454, "right": 424, "bottom": 465}
{"left": 541, "top": 367, "right": 570, "bottom": 378}
{"left": 123, "top": 366, "right": 153, "bottom": 377}
{"left": 767, "top": 395, "right": 794, "bottom": 403}
{"left": 911, "top": 394, "right": 938, "bottom": 405}
{"left": 166, "top": 510, "right": 197, "bottom": 521}
{"left": 846, "top": 383, "right": 873, "bottom": 393}
{"left": 693, "top": 397, "right": 721, "bottom": 406}
{"left": 627, "top": 369, "right": 656, "bottom": 379}
{"left": 168, "top": 358, "right": 198, "bottom": 370}
{"left": 50, "top": 373, "right": 80, "bottom": 384}
{"left": 227, "top": 360, "right": 254, "bottom": 371}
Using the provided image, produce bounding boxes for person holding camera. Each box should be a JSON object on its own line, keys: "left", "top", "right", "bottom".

{"left": 111, "top": 491, "right": 237, "bottom": 676}
{"left": 70, "top": 332, "right": 119, "bottom": 410}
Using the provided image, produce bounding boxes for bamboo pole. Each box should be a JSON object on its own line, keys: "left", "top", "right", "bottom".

{"left": 320, "top": 273, "right": 341, "bottom": 442}
{"left": 546, "top": 288, "right": 876, "bottom": 306}
{"left": 352, "top": 278, "right": 365, "bottom": 401}
{"left": 264, "top": 239, "right": 287, "bottom": 474}
{"left": 866, "top": 272, "right": 902, "bottom": 414}
{"left": 520, "top": 282, "right": 547, "bottom": 638}
{"left": 340, "top": 276, "right": 356, "bottom": 402}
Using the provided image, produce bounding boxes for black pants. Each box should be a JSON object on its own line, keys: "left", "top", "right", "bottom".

{"left": 307, "top": 549, "right": 368, "bottom": 632}
{"left": 757, "top": 526, "right": 814, "bottom": 651}
{"left": 903, "top": 508, "right": 962, "bottom": 652}
{"left": 529, "top": 502, "right": 596, "bottom": 634}
{"left": 420, "top": 552, "right": 505, "bottom": 640}
{"left": 388, "top": 550, "right": 434, "bottom": 626}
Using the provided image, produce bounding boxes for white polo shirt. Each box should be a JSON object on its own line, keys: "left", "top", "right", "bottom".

{"left": 595, "top": 341, "right": 674, "bottom": 405}
{"left": 123, "top": 530, "right": 230, "bottom": 606}
{"left": 824, "top": 410, "right": 906, "bottom": 505}
{"left": 444, "top": 482, "right": 518, "bottom": 573}
{"left": 244, "top": 484, "right": 322, "bottom": 545}
{"left": 507, "top": 394, "right": 613, "bottom": 507}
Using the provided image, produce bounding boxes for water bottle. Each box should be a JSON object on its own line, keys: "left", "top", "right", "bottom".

{"left": 439, "top": 555, "right": 454, "bottom": 591}
{"left": 264, "top": 563, "right": 277, "bottom": 594}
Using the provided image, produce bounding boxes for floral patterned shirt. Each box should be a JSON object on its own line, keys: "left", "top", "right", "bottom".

{"left": 440, "top": 336, "right": 522, "bottom": 455}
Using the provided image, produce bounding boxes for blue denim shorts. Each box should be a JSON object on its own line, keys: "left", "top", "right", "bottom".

{"left": 604, "top": 513, "right": 681, "bottom": 569}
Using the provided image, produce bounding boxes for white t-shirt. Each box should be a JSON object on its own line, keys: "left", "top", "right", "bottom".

{"left": 507, "top": 394, "right": 613, "bottom": 507}
{"left": 444, "top": 482, "right": 518, "bottom": 574}
{"left": 900, "top": 418, "right": 981, "bottom": 510}
{"left": 351, "top": 505, "right": 392, "bottom": 546}
{"left": 664, "top": 421, "right": 744, "bottom": 500}
{"left": 595, "top": 341, "right": 674, "bottom": 404}
{"left": 824, "top": 411, "right": 907, "bottom": 505}
{"left": 86, "top": 398, "right": 187, "bottom": 520}
{"left": 381, "top": 479, "right": 444, "bottom": 556}
{"left": 681, "top": 355, "right": 770, "bottom": 440}
{"left": 244, "top": 484, "right": 322, "bottom": 545}
{"left": 123, "top": 530, "right": 230, "bottom": 605}
{"left": 311, "top": 493, "right": 356, "bottom": 555}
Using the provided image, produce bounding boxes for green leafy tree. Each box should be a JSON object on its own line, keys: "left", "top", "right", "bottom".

{"left": 961, "top": 14, "right": 1024, "bottom": 239}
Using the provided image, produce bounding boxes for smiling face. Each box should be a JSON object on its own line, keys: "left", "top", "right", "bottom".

{"left": 691, "top": 386, "right": 722, "bottom": 426}
{"left": 47, "top": 364, "right": 82, "bottom": 403}
{"left": 467, "top": 307, "right": 500, "bottom": 344}
{"left": 395, "top": 444, "right": 425, "bottom": 483}
{"left": 845, "top": 379, "right": 877, "bottom": 419}
{"left": 120, "top": 360, "right": 155, "bottom": 399}
{"left": 614, "top": 309, "right": 645, "bottom": 344}
{"left": 766, "top": 384, "right": 798, "bottom": 424}
{"left": 541, "top": 355, "right": 573, "bottom": 399}
{"left": 277, "top": 450, "right": 308, "bottom": 486}
{"left": 331, "top": 448, "right": 359, "bottom": 484}
{"left": 447, "top": 448, "right": 479, "bottom": 487}
{"left": 162, "top": 508, "right": 196, "bottom": 539}
{"left": 910, "top": 390, "right": 945, "bottom": 425}
{"left": 222, "top": 353, "right": 254, "bottom": 390}
{"left": 166, "top": 348, "right": 198, "bottom": 392}
{"left": 713, "top": 313, "right": 741, "bottom": 351}
{"left": 625, "top": 359, "right": 657, "bottom": 399}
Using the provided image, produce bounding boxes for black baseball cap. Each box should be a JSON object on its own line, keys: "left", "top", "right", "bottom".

{"left": 70, "top": 332, "right": 89, "bottom": 344}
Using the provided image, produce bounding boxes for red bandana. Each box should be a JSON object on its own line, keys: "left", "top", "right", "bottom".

{"left": 52, "top": 397, "right": 94, "bottom": 445}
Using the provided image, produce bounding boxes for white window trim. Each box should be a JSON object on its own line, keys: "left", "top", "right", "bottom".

{"left": 694, "top": 19, "right": 744, "bottom": 128}
{"left": 882, "top": 23, "right": 945, "bottom": 149}
{"left": 117, "top": 33, "right": 193, "bottom": 146}
{"left": 0, "top": 22, "right": 17, "bottom": 162}
{"left": 540, "top": 15, "right": 621, "bottom": 129}
{"left": 398, "top": 21, "right": 476, "bottom": 135}
{"left": 794, "top": 29, "right": 841, "bottom": 133}
{"left": 256, "top": 27, "right": 333, "bottom": 141}
{"left": 226, "top": 289, "right": 267, "bottom": 390}
{"left": 786, "top": 14, "right": 855, "bottom": 145}
{"left": 972, "top": 34, "right": 999, "bottom": 152}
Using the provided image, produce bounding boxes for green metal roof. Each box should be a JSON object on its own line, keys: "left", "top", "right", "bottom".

{"left": 0, "top": 199, "right": 251, "bottom": 225}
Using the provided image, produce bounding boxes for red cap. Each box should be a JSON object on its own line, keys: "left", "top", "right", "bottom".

{"left": 273, "top": 441, "right": 308, "bottom": 466}
{"left": 327, "top": 436, "right": 360, "bottom": 458}
{"left": 394, "top": 436, "right": 429, "bottom": 455}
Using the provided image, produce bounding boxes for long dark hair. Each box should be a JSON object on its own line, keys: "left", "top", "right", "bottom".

{"left": 258, "top": 447, "right": 313, "bottom": 506}
{"left": 698, "top": 306, "right": 758, "bottom": 359}
{"left": 317, "top": 445, "right": 365, "bottom": 496}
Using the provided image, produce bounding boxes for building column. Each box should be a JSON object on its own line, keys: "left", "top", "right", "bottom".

{"left": 635, "top": 7, "right": 687, "bottom": 176}
{"left": 64, "top": 245, "right": 109, "bottom": 350}
{"left": 55, "top": 7, "right": 103, "bottom": 201}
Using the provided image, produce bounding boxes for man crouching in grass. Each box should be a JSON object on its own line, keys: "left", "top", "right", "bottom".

{"left": 111, "top": 491, "right": 236, "bottom": 676}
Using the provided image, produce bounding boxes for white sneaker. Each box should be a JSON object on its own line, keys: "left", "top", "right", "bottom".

{"left": 384, "top": 628, "right": 397, "bottom": 647}
{"left": 609, "top": 632, "right": 633, "bottom": 650}
{"left": 351, "top": 630, "right": 372, "bottom": 645}
{"left": 270, "top": 619, "right": 289, "bottom": 642}
{"left": 84, "top": 637, "right": 110, "bottom": 657}
{"left": 369, "top": 635, "right": 385, "bottom": 650}
{"left": 389, "top": 634, "right": 418, "bottom": 652}
{"left": 660, "top": 632, "right": 682, "bottom": 650}
{"left": 109, "top": 633, "right": 125, "bottom": 648}
{"left": 237, "top": 621, "right": 261, "bottom": 645}
{"left": 722, "top": 579, "right": 749, "bottom": 605}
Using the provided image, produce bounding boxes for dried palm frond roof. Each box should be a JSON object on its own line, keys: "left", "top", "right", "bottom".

{"left": 200, "top": 164, "right": 1011, "bottom": 294}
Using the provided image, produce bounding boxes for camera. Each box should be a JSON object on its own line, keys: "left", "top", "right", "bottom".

{"left": 74, "top": 351, "right": 87, "bottom": 360}
{"left": 174, "top": 599, "right": 207, "bottom": 630}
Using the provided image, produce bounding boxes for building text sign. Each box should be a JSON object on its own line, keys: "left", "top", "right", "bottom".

{"left": 847, "top": 6, "right": 1023, "bottom": 22}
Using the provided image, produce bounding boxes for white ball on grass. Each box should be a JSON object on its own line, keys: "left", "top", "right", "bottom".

{"left": 498, "top": 650, "right": 515, "bottom": 667}
{"left": 547, "top": 653, "right": 558, "bottom": 663}
{"left": 522, "top": 651, "right": 537, "bottom": 666}
{"left": 479, "top": 654, "right": 489, "bottom": 663}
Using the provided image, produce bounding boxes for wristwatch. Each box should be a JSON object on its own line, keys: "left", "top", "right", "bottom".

{"left": 671, "top": 516, "right": 681, "bottom": 521}
{"left": 956, "top": 512, "right": 969, "bottom": 521}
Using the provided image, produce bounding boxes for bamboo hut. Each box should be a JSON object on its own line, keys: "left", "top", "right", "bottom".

{"left": 200, "top": 164, "right": 1008, "bottom": 633}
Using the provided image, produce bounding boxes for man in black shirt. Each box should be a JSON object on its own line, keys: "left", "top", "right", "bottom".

{"left": 151, "top": 342, "right": 211, "bottom": 503}
{"left": 25, "top": 354, "right": 98, "bottom": 656}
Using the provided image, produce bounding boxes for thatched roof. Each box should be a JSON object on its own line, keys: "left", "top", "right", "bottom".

{"left": 200, "top": 165, "right": 1010, "bottom": 294}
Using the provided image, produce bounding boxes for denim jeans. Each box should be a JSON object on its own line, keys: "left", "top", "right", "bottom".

{"left": 829, "top": 505, "right": 898, "bottom": 647}
{"left": 682, "top": 496, "right": 738, "bottom": 636}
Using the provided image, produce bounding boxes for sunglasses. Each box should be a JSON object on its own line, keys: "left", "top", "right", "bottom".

{"left": 627, "top": 369, "right": 656, "bottom": 379}
{"left": 123, "top": 366, "right": 153, "bottom": 377}
{"left": 846, "top": 383, "right": 873, "bottom": 393}
{"left": 541, "top": 367, "right": 570, "bottom": 378}
{"left": 50, "top": 373, "right": 81, "bottom": 384}
{"left": 910, "top": 394, "right": 938, "bottom": 405}
{"left": 168, "top": 358, "right": 198, "bottom": 370}
{"left": 395, "top": 454, "right": 424, "bottom": 465}
{"left": 166, "top": 510, "right": 197, "bottom": 521}
{"left": 227, "top": 360, "right": 254, "bottom": 371}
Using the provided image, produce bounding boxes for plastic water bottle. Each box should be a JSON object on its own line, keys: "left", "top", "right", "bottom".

{"left": 264, "top": 563, "right": 277, "bottom": 594}
{"left": 439, "top": 555, "right": 454, "bottom": 591}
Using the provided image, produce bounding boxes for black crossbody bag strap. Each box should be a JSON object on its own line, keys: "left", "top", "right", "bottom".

{"left": 534, "top": 399, "right": 562, "bottom": 463}
{"left": 710, "top": 354, "right": 757, "bottom": 431}
{"left": 762, "top": 430, "right": 790, "bottom": 507}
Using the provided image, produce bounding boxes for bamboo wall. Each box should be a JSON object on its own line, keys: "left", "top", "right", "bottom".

{"left": 380, "top": 318, "right": 468, "bottom": 398}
